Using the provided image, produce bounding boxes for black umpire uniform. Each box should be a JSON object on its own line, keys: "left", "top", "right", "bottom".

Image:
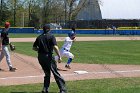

{"left": 33, "top": 24, "right": 67, "bottom": 93}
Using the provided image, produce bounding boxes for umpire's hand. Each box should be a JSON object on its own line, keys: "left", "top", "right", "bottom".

{"left": 58, "top": 57, "right": 62, "bottom": 63}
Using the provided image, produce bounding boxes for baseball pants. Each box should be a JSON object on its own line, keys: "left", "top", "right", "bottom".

{"left": 0, "top": 45, "right": 13, "bottom": 69}
{"left": 38, "top": 53, "right": 66, "bottom": 92}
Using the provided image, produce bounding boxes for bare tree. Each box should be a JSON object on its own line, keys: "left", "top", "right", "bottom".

{"left": 66, "top": 0, "right": 78, "bottom": 22}
{"left": 13, "top": 0, "right": 17, "bottom": 26}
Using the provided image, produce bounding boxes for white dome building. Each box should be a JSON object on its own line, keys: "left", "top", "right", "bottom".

{"left": 76, "top": 0, "right": 102, "bottom": 20}
{"left": 76, "top": 0, "right": 140, "bottom": 20}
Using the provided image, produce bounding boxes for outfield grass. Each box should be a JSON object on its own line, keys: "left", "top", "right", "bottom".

{"left": 1, "top": 41, "right": 140, "bottom": 93}
{"left": 0, "top": 78, "right": 140, "bottom": 93}
{"left": 13, "top": 41, "right": 140, "bottom": 65}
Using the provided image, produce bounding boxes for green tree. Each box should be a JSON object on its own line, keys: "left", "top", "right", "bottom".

{"left": 0, "top": 0, "right": 12, "bottom": 26}
{"left": 2, "top": 0, "right": 99, "bottom": 27}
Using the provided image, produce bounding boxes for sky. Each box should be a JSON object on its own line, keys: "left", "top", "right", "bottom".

{"left": 100, "top": 0, "right": 140, "bottom": 19}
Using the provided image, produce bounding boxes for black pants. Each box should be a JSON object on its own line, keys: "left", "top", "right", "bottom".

{"left": 38, "top": 53, "right": 66, "bottom": 92}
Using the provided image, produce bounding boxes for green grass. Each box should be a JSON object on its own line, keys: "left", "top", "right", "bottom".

{"left": 0, "top": 78, "right": 140, "bottom": 93}
{"left": 2, "top": 41, "right": 140, "bottom": 93}
{"left": 13, "top": 40, "right": 140, "bottom": 65}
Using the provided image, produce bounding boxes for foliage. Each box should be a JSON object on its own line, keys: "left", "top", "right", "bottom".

{"left": 0, "top": 0, "right": 12, "bottom": 26}
{"left": 118, "top": 27, "right": 140, "bottom": 30}
{"left": 0, "top": 0, "right": 80, "bottom": 27}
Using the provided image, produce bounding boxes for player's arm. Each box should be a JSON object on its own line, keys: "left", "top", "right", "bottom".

{"left": 71, "top": 36, "right": 76, "bottom": 42}
{"left": 72, "top": 37, "right": 76, "bottom": 42}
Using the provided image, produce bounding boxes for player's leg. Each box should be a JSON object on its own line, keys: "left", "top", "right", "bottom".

{"left": 63, "top": 52, "right": 74, "bottom": 69}
{"left": 3, "top": 45, "right": 16, "bottom": 71}
{"left": 0, "top": 47, "right": 5, "bottom": 70}
{"left": 0, "top": 47, "right": 5, "bottom": 62}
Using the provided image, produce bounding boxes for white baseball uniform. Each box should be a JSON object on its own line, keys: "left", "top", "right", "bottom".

{"left": 55, "top": 36, "right": 74, "bottom": 62}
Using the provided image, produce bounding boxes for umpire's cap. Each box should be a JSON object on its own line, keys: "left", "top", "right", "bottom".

{"left": 43, "top": 24, "right": 51, "bottom": 33}
{"left": 5, "top": 22, "right": 10, "bottom": 28}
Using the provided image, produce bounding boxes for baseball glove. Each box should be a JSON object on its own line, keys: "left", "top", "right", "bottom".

{"left": 9, "top": 43, "right": 15, "bottom": 51}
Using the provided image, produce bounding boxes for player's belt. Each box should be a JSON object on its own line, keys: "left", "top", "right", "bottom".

{"left": 63, "top": 48, "right": 69, "bottom": 51}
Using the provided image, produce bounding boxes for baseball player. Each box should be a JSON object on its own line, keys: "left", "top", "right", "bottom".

{"left": 0, "top": 22, "right": 17, "bottom": 72}
{"left": 55, "top": 30, "right": 76, "bottom": 69}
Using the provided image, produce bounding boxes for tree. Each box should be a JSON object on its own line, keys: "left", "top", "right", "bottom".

{"left": 67, "top": 0, "right": 78, "bottom": 21}
{"left": 0, "top": 0, "right": 3, "bottom": 25}
{"left": 13, "top": 0, "right": 17, "bottom": 26}
{"left": 1, "top": 0, "right": 104, "bottom": 27}
{"left": 28, "top": 12, "right": 40, "bottom": 27}
{"left": 0, "top": 0, "right": 12, "bottom": 26}
{"left": 62, "top": 0, "right": 78, "bottom": 28}
{"left": 7, "top": 0, "right": 19, "bottom": 26}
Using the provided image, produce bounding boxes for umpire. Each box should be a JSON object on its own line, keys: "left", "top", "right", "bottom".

{"left": 33, "top": 24, "right": 67, "bottom": 93}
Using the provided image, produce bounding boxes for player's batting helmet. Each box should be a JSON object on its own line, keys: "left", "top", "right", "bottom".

{"left": 68, "top": 31, "right": 76, "bottom": 40}
{"left": 68, "top": 31, "right": 75, "bottom": 37}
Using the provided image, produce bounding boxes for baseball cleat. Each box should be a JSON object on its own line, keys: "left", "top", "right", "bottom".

{"left": 65, "top": 65, "right": 71, "bottom": 69}
{"left": 9, "top": 67, "right": 17, "bottom": 72}
{"left": 0, "top": 68, "right": 3, "bottom": 71}
{"left": 57, "top": 68, "right": 68, "bottom": 71}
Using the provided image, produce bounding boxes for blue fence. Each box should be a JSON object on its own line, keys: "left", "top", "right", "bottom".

{"left": 35, "top": 29, "right": 140, "bottom": 35}
{"left": 0, "top": 27, "right": 34, "bottom": 33}
{"left": 9, "top": 27, "right": 34, "bottom": 33}
{"left": 0, "top": 27, "right": 140, "bottom": 35}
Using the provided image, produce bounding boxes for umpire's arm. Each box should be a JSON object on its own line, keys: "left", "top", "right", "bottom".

{"left": 53, "top": 45, "right": 62, "bottom": 63}
{"left": 32, "top": 38, "right": 39, "bottom": 51}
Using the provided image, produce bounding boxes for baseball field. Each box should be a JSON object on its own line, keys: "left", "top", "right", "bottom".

{"left": 0, "top": 34, "right": 140, "bottom": 93}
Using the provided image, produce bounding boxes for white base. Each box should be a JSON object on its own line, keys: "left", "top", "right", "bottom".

{"left": 74, "top": 70, "right": 88, "bottom": 74}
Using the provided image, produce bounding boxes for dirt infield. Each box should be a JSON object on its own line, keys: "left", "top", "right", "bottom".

{"left": 0, "top": 37, "right": 140, "bottom": 86}
{"left": 10, "top": 36, "right": 140, "bottom": 42}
